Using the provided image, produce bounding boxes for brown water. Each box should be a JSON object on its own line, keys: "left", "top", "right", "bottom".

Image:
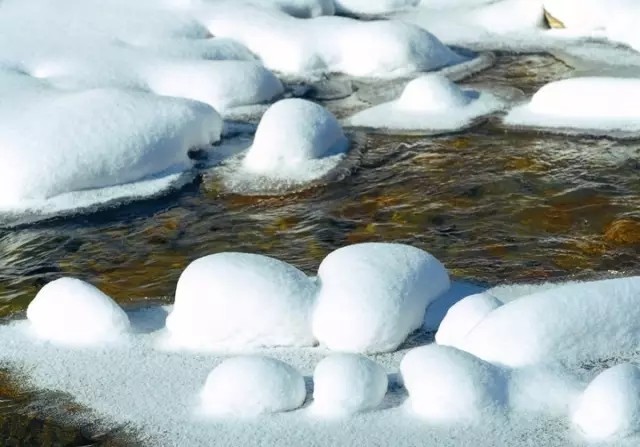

{"left": 0, "top": 53, "right": 639, "bottom": 444}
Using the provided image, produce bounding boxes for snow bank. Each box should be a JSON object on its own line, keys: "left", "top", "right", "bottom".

{"left": 26, "top": 278, "right": 130, "bottom": 346}
{"left": 165, "top": 252, "right": 317, "bottom": 350}
{"left": 435, "top": 293, "right": 502, "bottom": 348}
{"left": 312, "top": 354, "right": 388, "bottom": 416}
{"left": 200, "top": 356, "right": 306, "bottom": 417}
{"left": 459, "top": 276, "right": 640, "bottom": 367}
{"left": 313, "top": 243, "right": 450, "bottom": 353}
{"left": 573, "top": 364, "right": 640, "bottom": 440}
{"left": 333, "top": 0, "right": 419, "bottom": 16}
{"left": 241, "top": 99, "right": 349, "bottom": 182}
{"left": 346, "top": 74, "right": 506, "bottom": 133}
{"left": 400, "top": 345, "right": 507, "bottom": 422}
{"left": 504, "top": 77, "right": 640, "bottom": 135}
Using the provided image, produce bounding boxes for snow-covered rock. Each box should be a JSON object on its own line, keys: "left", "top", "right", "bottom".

{"left": 400, "top": 345, "right": 507, "bottom": 422}
{"left": 458, "top": 276, "right": 640, "bottom": 367}
{"left": 165, "top": 252, "right": 317, "bottom": 350}
{"left": 200, "top": 356, "right": 306, "bottom": 417}
{"left": 333, "top": 0, "right": 419, "bottom": 16}
{"left": 435, "top": 293, "right": 502, "bottom": 348}
{"left": 26, "top": 278, "right": 130, "bottom": 346}
{"left": 313, "top": 243, "right": 450, "bottom": 353}
{"left": 573, "top": 364, "right": 640, "bottom": 440}
{"left": 241, "top": 99, "right": 349, "bottom": 181}
{"left": 312, "top": 354, "right": 388, "bottom": 416}
{"left": 504, "top": 77, "right": 640, "bottom": 135}
{"left": 346, "top": 74, "right": 506, "bottom": 133}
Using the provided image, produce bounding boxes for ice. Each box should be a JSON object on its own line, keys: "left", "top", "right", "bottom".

{"left": 26, "top": 278, "right": 130, "bottom": 346}
{"left": 458, "top": 276, "right": 640, "bottom": 367}
{"left": 200, "top": 356, "right": 306, "bottom": 417}
{"left": 312, "top": 353, "right": 388, "bottom": 416}
{"left": 346, "top": 74, "right": 507, "bottom": 133}
{"left": 435, "top": 293, "right": 502, "bottom": 348}
{"left": 400, "top": 345, "right": 507, "bottom": 422}
{"left": 165, "top": 252, "right": 317, "bottom": 350}
{"left": 333, "top": 0, "right": 419, "bottom": 15}
{"left": 313, "top": 243, "right": 450, "bottom": 353}
{"left": 504, "top": 77, "right": 640, "bottom": 136}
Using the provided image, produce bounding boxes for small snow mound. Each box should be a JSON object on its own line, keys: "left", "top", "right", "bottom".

{"left": 400, "top": 345, "right": 507, "bottom": 422}
{"left": 165, "top": 252, "right": 317, "bottom": 350}
{"left": 313, "top": 243, "right": 450, "bottom": 353}
{"left": 312, "top": 353, "right": 388, "bottom": 416}
{"left": 200, "top": 356, "right": 306, "bottom": 417}
{"left": 397, "top": 74, "right": 471, "bottom": 111}
{"left": 435, "top": 293, "right": 502, "bottom": 348}
{"left": 573, "top": 364, "right": 640, "bottom": 440}
{"left": 26, "top": 278, "right": 130, "bottom": 346}
{"left": 241, "top": 99, "right": 349, "bottom": 180}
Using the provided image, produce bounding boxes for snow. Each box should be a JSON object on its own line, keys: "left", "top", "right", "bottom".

{"left": 346, "top": 74, "right": 507, "bottom": 133}
{"left": 312, "top": 353, "right": 388, "bottom": 416}
{"left": 165, "top": 252, "right": 317, "bottom": 350}
{"left": 333, "top": 0, "right": 419, "bottom": 16}
{"left": 313, "top": 243, "right": 450, "bottom": 353}
{"left": 254, "top": 0, "right": 336, "bottom": 18}
{"left": 458, "top": 276, "right": 640, "bottom": 367}
{"left": 400, "top": 345, "right": 507, "bottom": 422}
{"left": 240, "top": 99, "right": 349, "bottom": 182}
{"left": 200, "top": 356, "right": 306, "bottom": 417}
{"left": 423, "top": 281, "right": 487, "bottom": 332}
{"left": 26, "top": 278, "right": 130, "bottom": 346}
{"left": 435, "top": 293, "right": 502, "bottom": 348}
{"left": 504, "top": 77, "right": 640, "bottom": 136}
{"left": 572, "top": 363, "right": 640, "bottom": 440}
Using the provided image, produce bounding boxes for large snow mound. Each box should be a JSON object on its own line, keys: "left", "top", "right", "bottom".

{"left": 435, "top": 293, "right": 502, "bottom": 348}
{"left": 504, "top": 77, "right": 640, "bottom": 135}
{"left": 241, "top": 99, "right": 349, "bottom": 182}
{"left": 333, "top": 0, "right": 420, "bottom": 15}
{"left": 312, "top": 353, "right": 388, "bottom": 416}
{"left": 26, "top": 278, "right": 130, "bottom": 346}
{"left": 200, "top": 356, "right": 306, "bottom": 417}
{"left": 346, "top": 74, "right": 506, "bottom": 133}
{"left": 0, "top": 81, "right": 221, "bottom": 212}
{"left": 400, "top": 345, "right": 507, "bottom": 422}
{"left": 458, "top": 276, "right": 640, "bottom": 367}
{"left": 313, "top": 243, "right": 450, "bottom": 353}
{"left": 572, "top": 363, "right": 640, "bottom": 440}
{"left": 165, "top": 252, "right": 317, "bottom": 350}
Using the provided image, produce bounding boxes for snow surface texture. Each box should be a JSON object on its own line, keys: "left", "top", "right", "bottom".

{"left": 346, "top": 74, "right": 506, "bottom": 133}
{"left": 200, "top": 356, "right": 306, "bottom": 417}
{"left": 26, "top": 278, "right": 130, "bottom": 346}
{"left": 165, "top": 252, "right": 317, "bottom": 350}
{"left": 312, "top": 353, "right": 388, "bottom": 416}
{"left": 572, "top": 364, "right": 640, "bottom": 440}
{"left": 435, "top": 293, "right": 502, "bottom": 348}
{"left": 333, "top": 0, "right": 419, "bottom": 15}
{"left": 313, "top": 243, "right": 450, "bottom": 353}
{"left": 504, "top": 77, "right": 640, "bottom": 136}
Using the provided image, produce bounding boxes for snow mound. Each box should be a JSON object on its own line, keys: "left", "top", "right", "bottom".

{"left": 435, "top": 293, "right": 502, "bottom": 348}
{"left": 346, "top": 74, "right": 506, "bottom": 133}
{"left": 504, "top": 77, "right": 640, "bottom": 136}
{"left": 312, "top": 353, "right": 388, "bottom": 416}
{"left": 400, "top": 345, "right": 507, "bottom": 422}
{"left": 165, "top": 252, "right": 317, "bottom": 350}
{"left": 26, "top": 278, "right": 130, "bottom": 346}
{"left": 259, "top": 0, "right": 336, "bottom": 17}
{"left": 313, "top": 243, "right": 450, "bottom": 353}
{"left": 573, "top": 363, "right": 640, "bottom": 440}
{"left": 0, "top": 82, "right": 221, "bottom": 212}
{"left": 241, "top": 99, "right": 349, "bottom": 182}
{"left": 333, "top": 0, "right": 420, "bottom": 16}
{"left": 458, "top": 276, "right": 640, "bottom": 367}
{"left": 200, "top": 356, "right": 306, "bottom": 417}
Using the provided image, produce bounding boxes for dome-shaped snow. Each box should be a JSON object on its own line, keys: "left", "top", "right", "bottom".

{"left": 165, "top": 252, "right": 317, "bottom": 350}
{"left": 573, "top": 363, "right": 640, "bottom": 440}
{"left": 242, "top": 99, "right": 349, "bottom": 176}
{"left": 435, "top": 293, "right": 502, "bottom": 348}
{"left": 312, "top": 353, "right": 388, "bottom": 416}
{"left": 200, "top": 356, "right": 306, "bottom": 417}
{"left": 396, "top": 74, "right": 471, "bottom": 112}
{"left": 312, "top": 243, "right": 450, "bottom": 353}
{"left": 26, "top": 278, "right": 130, "bottom": 346}
{"left": 400, "top": 345, "right": 506, "bottom": 422}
